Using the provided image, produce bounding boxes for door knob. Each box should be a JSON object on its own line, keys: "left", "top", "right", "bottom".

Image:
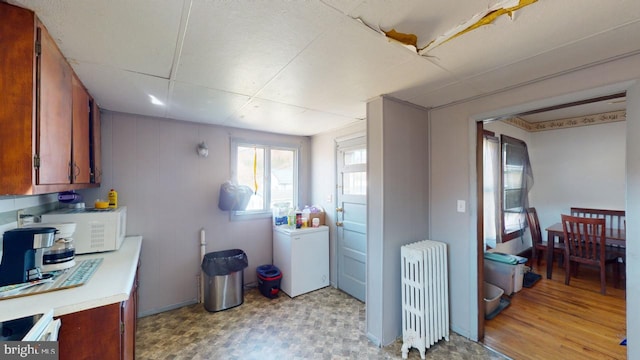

{"left": 336, "top": 221, "right": 343, "bottom": 227}
{"left": 336, "top": 207, "right": 343, "bottom": 212}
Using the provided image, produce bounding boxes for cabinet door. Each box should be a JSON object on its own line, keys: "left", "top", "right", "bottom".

{"left": 72, "top": 74, "right": 91, "bottom": 183}
{"left": 57, "top": 303, "right": 122, "bottom": 360}
{"left": 36, "top": 21, "right": 72, "bottom": 185}
{"left": 90, "top": 98, "right": 102, "bottom": 183}
{"left": 0, "top": 4, "right": 35, "bottom": 194}
{"left": 120, "top": 272, "right": 138, "bottom": 360}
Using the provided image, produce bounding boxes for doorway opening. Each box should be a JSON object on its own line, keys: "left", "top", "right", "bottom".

{"left": 476, "top": 92, "right": 627, "bottom": 355}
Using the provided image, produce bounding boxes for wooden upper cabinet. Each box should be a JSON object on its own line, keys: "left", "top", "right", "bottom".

{"left": 0, "top": 2, "right": 100, "bottom": 194}
{"left": 72, "top": 74, "right": 91, "bottom": 184}
{"left": 0, "top": 4, "right": 37, "bottom": 195}
{"left": 90, "top": 98, "right": 102, "bottom": 184}
{"left": 37, "top": 19, "right": 73, "bottom": 185}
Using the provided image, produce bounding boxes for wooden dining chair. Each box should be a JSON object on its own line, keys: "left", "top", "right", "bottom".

{"left": 526, "top": 207, "right": 564, "bottom": 266}
{"left": 561, "top": 214, "right": 620, "bottom": 295}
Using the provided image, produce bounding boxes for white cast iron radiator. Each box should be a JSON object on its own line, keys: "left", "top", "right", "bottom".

{"left": 401, "top": 240, "right": 449, "bottom": 359}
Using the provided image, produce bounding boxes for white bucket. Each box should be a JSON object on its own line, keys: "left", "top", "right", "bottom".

{"left": 484, "top": 281, "right": 504, "bottom": 315}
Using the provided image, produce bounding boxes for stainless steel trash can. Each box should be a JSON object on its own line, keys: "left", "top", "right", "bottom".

{"left": 202, "top": 249, "right": 248, "bottom": 312}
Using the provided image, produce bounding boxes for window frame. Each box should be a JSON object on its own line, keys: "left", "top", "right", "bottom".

{"left": 500, "top": 135, "right": 529, "bottom": 242}
{"left": 230, "top": 138, "right": 299, "bottom": 221}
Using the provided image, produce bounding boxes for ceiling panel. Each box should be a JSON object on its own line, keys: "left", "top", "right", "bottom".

{"left": 166, "top": 82, "right": 251, "bottom": 125}
{"left": 175, "top": 0, "right": 342, "bottom": 96}
{"left": 72, "top": 63, "right": 169, "bottom": 118}
{"left": 426, "top": 0, "right": 640, "bottom": 79}
{"left": 401, "top": 80, "right": 484, "bottom": 110}
{"left": 340, "top": 0, "right": 494, "bottom": 50}
{"left": 257, "top": 18, "right": 441, "bottom": 118}
{"left": 9, "top": 0, "right": 183, "bottom": 78}
{"left": 226, "top": 98, "right": 359, "bottom": 136}
{"left": 466, "top": 19, "right": 640, "bottom": 95}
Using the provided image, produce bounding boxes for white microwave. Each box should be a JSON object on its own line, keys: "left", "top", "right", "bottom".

{"left": 41, "top": 206, "right": 127, "bottom": 254}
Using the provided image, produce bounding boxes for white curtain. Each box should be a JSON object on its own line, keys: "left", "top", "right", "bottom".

{"left": 483, "top": 134, "right": 500, "bottom": 248}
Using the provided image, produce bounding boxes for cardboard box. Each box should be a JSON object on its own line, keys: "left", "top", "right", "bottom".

{"left": 308, "top": 212, "right": 326, "bottom": 226}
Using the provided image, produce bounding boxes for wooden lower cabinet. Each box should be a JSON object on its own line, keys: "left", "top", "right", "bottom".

{"left": 57, "top": 278, "right": 138, "bottom": 360}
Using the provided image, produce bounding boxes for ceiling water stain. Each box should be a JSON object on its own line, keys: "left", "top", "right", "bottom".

{"left": 356, "top": 0, "right": 538, "bottom": 55}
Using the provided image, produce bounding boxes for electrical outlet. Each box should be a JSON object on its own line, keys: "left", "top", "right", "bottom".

{"left": 17, "top": 209, "right": 25, "bottom": 227}
{"left": 457, "top": 200, "right": 466, "bottom": 213}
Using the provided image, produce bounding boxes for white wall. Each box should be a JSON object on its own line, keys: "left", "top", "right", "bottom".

{"left": 483, "top": 120, "right": 626, "bottom": 255}
{"left": 310, "top": 121, "right": 366, "bottom": 286}
{"left": 530, "top": 121, "right": 626, "bottom": 229}
{"left": 367, "top": 97, "right": 429, "bottom": 346}
{"left": 624, "top": 81, "right": 640, "bottom": 360}
{"left": 429, "top": 51, "right": 640, "bottom": 360}
{"left": 78, "top": 111, "right": 311, "bottom": 316}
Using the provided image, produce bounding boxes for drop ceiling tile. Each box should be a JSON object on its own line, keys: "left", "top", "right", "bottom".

{"left": 10, "top": 0, "right": 183, "bottom": 78}
{"left": 342, "top": 0, "right": 491, "bottom": 50}
{"left": 167, "top": 82, "right": 251, "bottom": 125}
{"left": 467, "top": 19, "right": 640, "bottom": 94}
{"left": 226, "top": 98, "right": 359, "bottom": 136}
{"left": 425, "top": 0, "right": 640, "bottom": 79}
{"left": 369, "top": 56, "right": 457, "bottom": 103}
{"left": 258, "top": 19, "right": 431, "bottom": 118}
{"left": 402, "top": 80, "right": 484, "bottom": 109}
{"left": 175, "top": 0, "right": 343, "bottom": 96}
{"left": 319, "top": 0, "right": 363, "bottom": 16}
{"left": 73, "top": 62, "right": 169, "bottom": 118}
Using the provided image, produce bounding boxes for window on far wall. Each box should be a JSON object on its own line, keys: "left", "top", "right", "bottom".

{"left": 501, "top": 135, "right": 534, "bottom": 242}
{"left": 231, "top": 139, "right": 298, "bottom": 219}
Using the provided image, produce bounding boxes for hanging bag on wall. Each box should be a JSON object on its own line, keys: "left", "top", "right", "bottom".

{"left": 218, "top": 181, "right": 253, "bottom": 211}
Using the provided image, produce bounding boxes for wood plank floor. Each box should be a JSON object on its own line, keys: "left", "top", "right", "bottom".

{"left": 483, "top": 261, "right": 626, "bottom": 360}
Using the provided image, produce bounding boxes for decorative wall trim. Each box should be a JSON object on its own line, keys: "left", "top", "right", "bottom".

{"left": 504, "top": 110, "right": 626, "bottom": 132}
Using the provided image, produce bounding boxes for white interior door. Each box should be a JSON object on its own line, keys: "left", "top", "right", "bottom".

{"left": 337, "top": 137, "right": 367, "bottom": 302}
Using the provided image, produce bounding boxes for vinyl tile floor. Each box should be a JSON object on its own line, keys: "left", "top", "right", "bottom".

{"left": 136, "top": 286, "right": 508, "bottom": 360}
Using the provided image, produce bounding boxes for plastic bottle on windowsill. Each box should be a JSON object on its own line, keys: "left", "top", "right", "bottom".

{"left": 302, "top": 206, "right": 311, "bottom": 228}
{"left": 288, "top": 207, "right": 296, "bottom": 229}
{"left": 295, "top": 207, "right": 302, "bottom": 229}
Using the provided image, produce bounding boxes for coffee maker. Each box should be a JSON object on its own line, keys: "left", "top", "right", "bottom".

{"left": 0, "top": 227, "right": 56, "bottom": 287}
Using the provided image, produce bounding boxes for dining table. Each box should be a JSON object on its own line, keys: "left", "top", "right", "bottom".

{"left": 544, "top": 222, "right": 626, "bottom": 279}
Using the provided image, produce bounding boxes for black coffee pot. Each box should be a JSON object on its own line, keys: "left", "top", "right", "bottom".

{"left": 0, "top": 227, "right": 56, "bottom": 287}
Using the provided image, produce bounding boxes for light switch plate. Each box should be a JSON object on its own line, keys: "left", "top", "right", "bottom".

{"left": 457, "top": 200, "right": 465, "bottom": 213}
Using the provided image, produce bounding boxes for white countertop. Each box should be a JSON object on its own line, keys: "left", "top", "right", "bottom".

{"left": 0, "top": 235, "right": 142, "bottom": 322}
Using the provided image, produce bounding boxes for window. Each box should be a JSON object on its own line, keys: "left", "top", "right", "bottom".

{"left": 342, "top": 148, "right": 367, "bottom": 195}
{"left": 500, "top": 135, "right": 533, "bottom": 241}
{"left": 231, "top": 139, "right": 298, "bottom": 219}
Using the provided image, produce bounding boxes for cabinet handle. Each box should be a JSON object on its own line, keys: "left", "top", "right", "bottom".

{"left": 73, "top": 162, "right": 80, "bottom": 180}
{"left": 336, "top": 207, "right": 343, "bottom": 212}
{"left": 336, "top": 221, "right": 343, "bottom": 227}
